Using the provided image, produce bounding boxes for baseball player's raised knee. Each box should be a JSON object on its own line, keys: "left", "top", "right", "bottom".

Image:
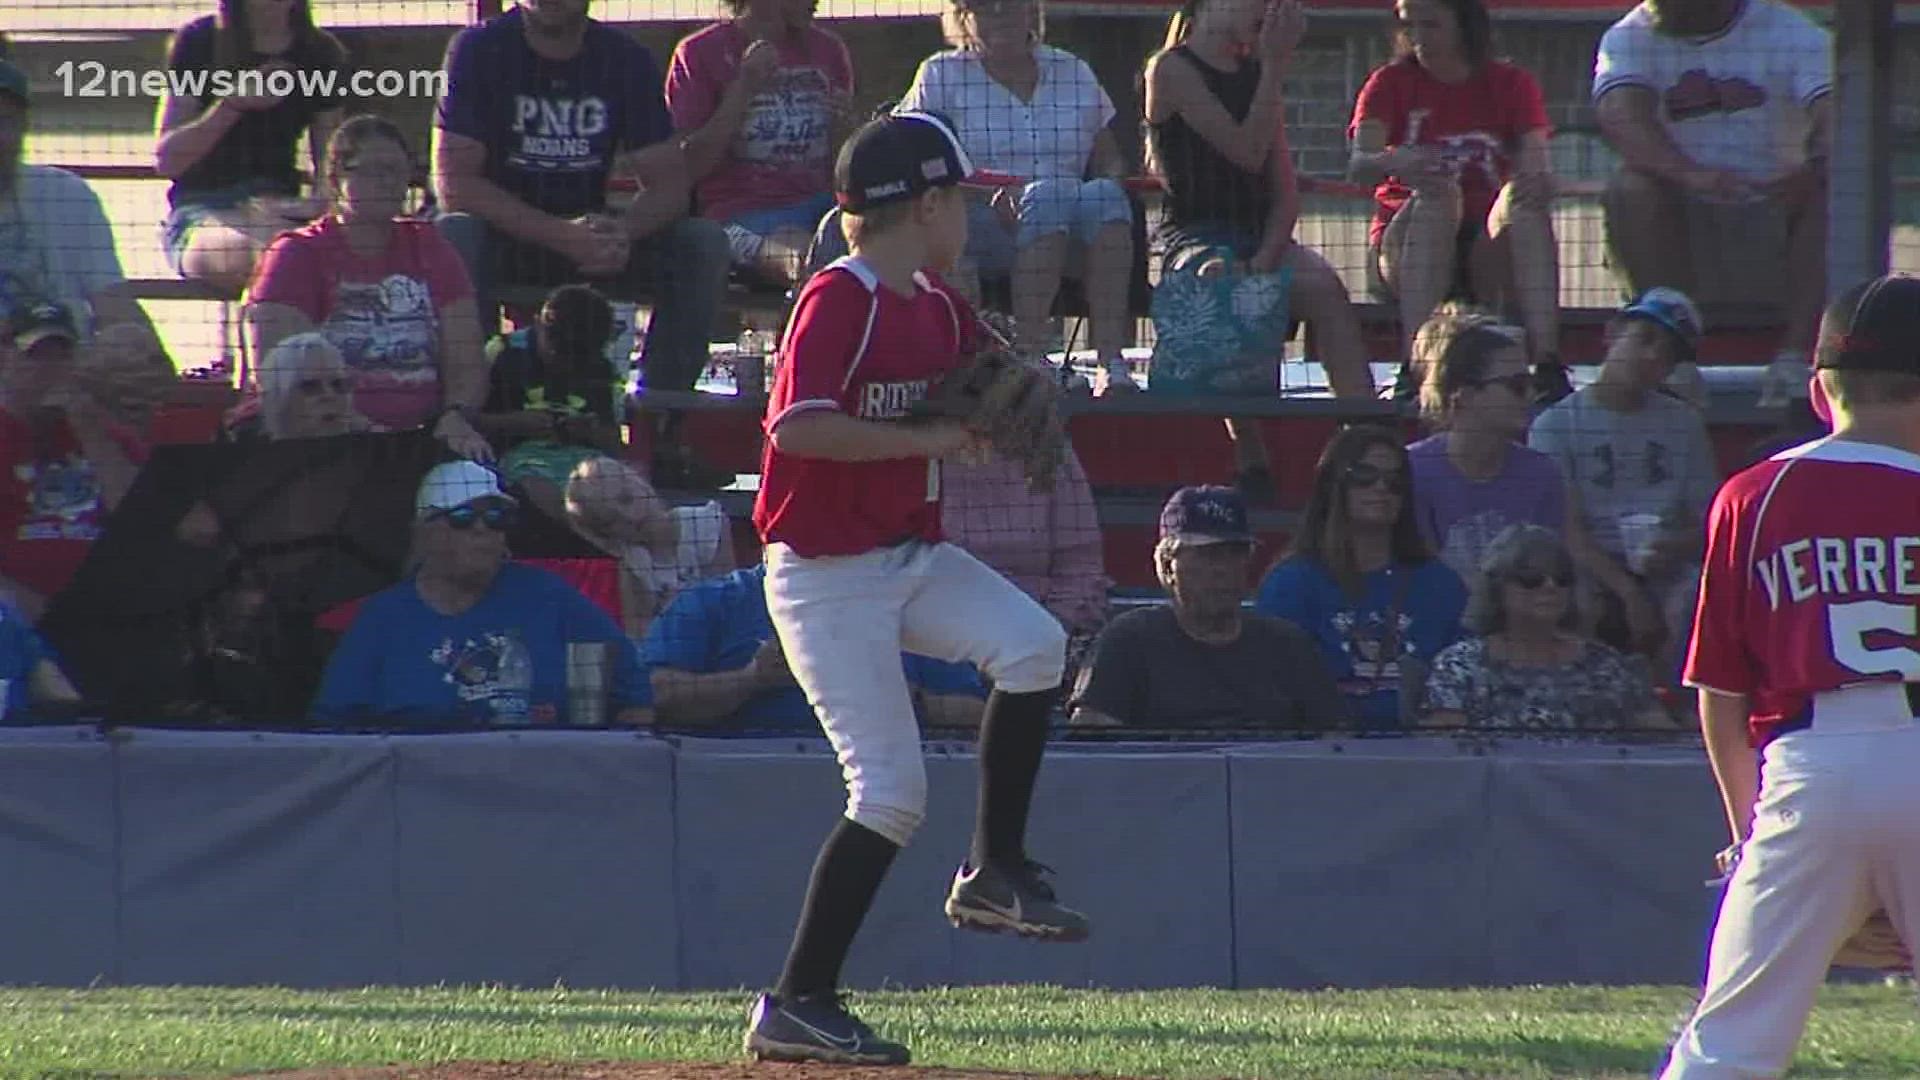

{"left": 988, "top": 616, "right": 1068, "bottom": 695}
{"left": 845, "top": 766, "right": 929, "bottom": 847}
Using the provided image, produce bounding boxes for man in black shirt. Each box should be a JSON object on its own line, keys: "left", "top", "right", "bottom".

{"left": 1071, "top": 485, "right": 1345, "bottom": 733}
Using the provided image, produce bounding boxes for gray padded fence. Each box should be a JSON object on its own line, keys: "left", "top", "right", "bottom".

{"left": 0, "top": 729, "right": 1727, "bottom": 990}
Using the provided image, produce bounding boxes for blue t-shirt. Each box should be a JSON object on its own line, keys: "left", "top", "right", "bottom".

{"left": 312, "top": 562, "right": 649, "bottom": 726}
{"left": 0, "top": 603, "right": 55, "bottom": 722}
{"left": 640, "top": 565, "right": 986, "bottom": 734}
{"left": 435, "top": 9, "right": 673, "bottom": 219}
{"left": 1254, "top": 556, "right": 1467, "bottom": 729}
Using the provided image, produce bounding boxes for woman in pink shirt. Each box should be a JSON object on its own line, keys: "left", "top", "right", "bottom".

{"left": 667, "top": 0, "right": 855, "bottom": 287}
{"left": 243, "top": 115, "right": 491, "bottom": 461}
{"left": 942, "top": 446, "right": 1110, "bottom": 675}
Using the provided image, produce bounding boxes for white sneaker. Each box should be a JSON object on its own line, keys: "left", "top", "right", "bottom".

{"left": 1756, "top": 356, "right": 1809, "bottom": 409}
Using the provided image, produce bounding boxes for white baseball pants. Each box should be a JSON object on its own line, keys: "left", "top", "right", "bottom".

{"left": 764, "top": 540, "right": 1067, "bottom": 846}
{"left": 1661, "top": 715, "right": 1920, "bottom": 1079}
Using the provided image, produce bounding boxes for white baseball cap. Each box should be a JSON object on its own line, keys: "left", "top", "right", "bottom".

{"left": 415, "top": 460, "right": 516, "bottom": 520}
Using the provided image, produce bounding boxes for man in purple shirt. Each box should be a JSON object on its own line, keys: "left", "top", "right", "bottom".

{"left": 431, "top": 0, "right": 731, "bottom": 486}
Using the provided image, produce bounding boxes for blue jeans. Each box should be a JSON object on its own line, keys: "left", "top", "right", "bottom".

{"left": 721, "top": 193, "right": 835, "bottom": 266}
{"left": 435, "top": 212, "right": 730, "bottom": 394}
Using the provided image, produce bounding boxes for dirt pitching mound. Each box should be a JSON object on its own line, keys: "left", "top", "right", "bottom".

{"left": 245, "top": 1062, "right": 1120, "bottom": 1080}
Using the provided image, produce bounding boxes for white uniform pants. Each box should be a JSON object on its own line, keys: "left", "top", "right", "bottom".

{"left": 764, "top": 540, "right": 1067, "bottom": 846}
{"left": 1661, "top": 724, "right": 1920, "bottom": 1078}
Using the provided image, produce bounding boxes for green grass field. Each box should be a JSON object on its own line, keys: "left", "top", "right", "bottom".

{"left": 2, "top": 983, "right": 1919, "bottom": 1079}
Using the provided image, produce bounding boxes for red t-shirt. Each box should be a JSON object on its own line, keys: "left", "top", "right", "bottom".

{"left": 1686, "top": 438, "right": 1920, "bottom": 748}
{"left": 753, "top": 258, "right": 976, "bottom": 558}
{"left": 246, "top": 216, "right": 474, "bottom": 431}
{"left": 1, "top": 409, "right": 150, "bottom": 601}
{"left": 1348, "top": 58, "right": 1551, "bottom": 248}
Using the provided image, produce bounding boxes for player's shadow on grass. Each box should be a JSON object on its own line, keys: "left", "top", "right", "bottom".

{"left": 127, "top": 999, "right": 726, "bottom": 1035}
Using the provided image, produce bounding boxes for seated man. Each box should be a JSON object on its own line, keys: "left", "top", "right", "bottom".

{"left": 1070, "top": 485, "right": 1345, "bottom": 732}
{"left": 311, "top": 461, "right": 652, "bottom": 727}
{"left": 430, "top": 0, "right": 731, "bottom": 486}
{"left": 1593, "top": 0, "right": 1830, "bottom": 406}
{"left": 1527, "top": 288, "right": 1719, "bottom": 677}
{"left": 0, "top": 59, "right": 163, "bottom": 345}
{"left": 0, "top": 304, "right": 149, "bottom": 624}
{"left": 642, "top": 562, "right": 987, "bottom": 734}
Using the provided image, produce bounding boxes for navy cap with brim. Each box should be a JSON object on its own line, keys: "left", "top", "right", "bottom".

{"left": 834, "top": 111, "right": 1019, "bottom": 213}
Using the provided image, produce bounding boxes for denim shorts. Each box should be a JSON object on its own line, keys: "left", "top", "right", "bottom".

{"left": 160, "top": 183, "right": 267, "bottom": 276}
{"left": 721, "top": 193, "right": 836, "bottom": 265}
{"left": 964, "top": 177, "right": 1133, "bottom": 278}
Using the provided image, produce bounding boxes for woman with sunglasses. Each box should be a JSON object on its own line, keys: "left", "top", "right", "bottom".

{"left": 244, "top": 115, "right": 492, "bottom": 462}
{"left": 311, "top": 460, "right": 651, "bottom": 728}
{"left": 1254, "top": 424, "right": 1465, "bottom": 729}
{"left": 1408, "top": 303, "right": 1659, "bottom": 652}
{"left": 1421, "top": 523, "right": 1668, "bottom": 732}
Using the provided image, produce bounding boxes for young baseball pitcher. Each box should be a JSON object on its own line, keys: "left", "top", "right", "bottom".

{"left": 742, "top": 111, "right": 1088, "bottom": 1067}
{"left": 1661, "top": 273, "right": 1920, "bottom": 1078}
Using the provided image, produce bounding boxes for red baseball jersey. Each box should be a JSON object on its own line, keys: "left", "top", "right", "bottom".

{"left": 753, "top": 257, "right": 976, "bottom": 558}
{"left": 1348, "top": 58, "right": 1551, "bottom": 249}
{"left": 1686, "top": 438, "right": 1920, "bottom": 747}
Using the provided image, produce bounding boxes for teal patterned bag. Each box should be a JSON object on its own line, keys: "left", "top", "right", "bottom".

{"left": 1148, "top": 248, "right": 1293, "bottom": 395}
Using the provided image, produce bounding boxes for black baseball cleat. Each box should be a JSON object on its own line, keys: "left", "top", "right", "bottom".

{"left": 743, "top": 990, "right": 910, "bottom": 1066}
{"left": 945, "top": 858, "right": 1090, "bottom": 942}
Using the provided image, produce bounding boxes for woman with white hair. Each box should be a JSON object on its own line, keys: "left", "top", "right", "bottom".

{"left": 254, "top": 331, "right": 363, "bottom": 440}
{"left": 898, "top": 0, "right": 1137, "bottom": 391}
{"left": 564, "top": 456, "right": 734, "bottom": 638}
{"left": 1420, "top": 523, "right": 1670, "bottom": 732}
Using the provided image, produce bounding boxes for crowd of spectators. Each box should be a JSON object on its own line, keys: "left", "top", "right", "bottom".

{"left": 0, "top": 0, "right": 1844, "bottom": 735}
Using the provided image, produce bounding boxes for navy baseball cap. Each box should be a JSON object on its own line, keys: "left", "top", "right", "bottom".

{"left": 833, "top": 111, "right": 1013, "bottom": 213}
{"left": 1159, "top": 485, "right": 1253, "bottom": 548}
{"left": 0, "top": 60, "right": 26, "bottom": 106}
{"left": 1618, "top": 287, "right": 1703, "bottom": 362}
{"left": 1815, "top": 274, "right": 1920, "bottom": 375}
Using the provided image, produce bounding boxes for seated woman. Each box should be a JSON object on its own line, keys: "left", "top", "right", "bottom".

{"left": 311, "top": 461, "right": 651, "bottom": 727}
{"left": 1143, "top": 0, "right": 1374, "bottom": 495}
{"left": 1420, "top": 523, "right": 1671, "bottom": 733}
{"left": 563, "top": 457, "right": 735, "bottom": 640}
{"left": 667, "top": 0, "right": 854, "bottom": 286}
{"left": 244, "top": 115, "right": 491, "bottom": 461}
{"left": 1256, "top": 424, "right": 1466, "bottom": 730}
{"left": 1348, "top": 0, "right": 1563, "bottom": 398}
{"left": 152, "top": 0, "right": 347, "bottom": 295}
{"left": 0, "top": 600, "right": 80, "bottom": 723}
{"left": 252, "top": 331, "right": 365, "bottom": 441}
{"left": 900, "top": 0, "right": 1136, "bottom": 392}
{"left": 942, "top": 446, "right": 1109, "bottom": 683}
{"left": 1411, "top": 303, "right": 1660, "bottom": 651}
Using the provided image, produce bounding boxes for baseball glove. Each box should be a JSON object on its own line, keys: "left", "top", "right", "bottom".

{"left": 1833, "top": 908, "right": 1912, "bottom": 973}
{"left": 908, "top": 312, "right": 1067, "bottom": 493}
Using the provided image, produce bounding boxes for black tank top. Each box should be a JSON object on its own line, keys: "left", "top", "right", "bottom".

{"left": 1151, "top": 45, "right": 1271, "bottom": 239}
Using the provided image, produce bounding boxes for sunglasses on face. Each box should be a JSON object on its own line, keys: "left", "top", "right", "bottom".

{"left": 295, "top": 375, "right": 352, "bottom": 396}
{"left": 430, "top": 503, "right": 519, "bottom": 532}
{"left": 1471, "top": 372, "right": 1534, "bottom": 397}
{"left": 1345, "top": 463, "right": 1409, "bottom": 493}
{"left": 1507, "top": 568, "right": 1574, "bottom": 590}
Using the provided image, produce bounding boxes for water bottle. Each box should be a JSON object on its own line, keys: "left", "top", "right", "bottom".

{"left": 490, "top": 632, "right": 535, "bottom": 726}
{"left": 734, "top": 324, "right": 767, "bottom": 397}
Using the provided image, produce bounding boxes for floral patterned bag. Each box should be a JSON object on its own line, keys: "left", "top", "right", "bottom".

{"left": 1148, "top": 246, "right": 1293, "bottom": 395}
